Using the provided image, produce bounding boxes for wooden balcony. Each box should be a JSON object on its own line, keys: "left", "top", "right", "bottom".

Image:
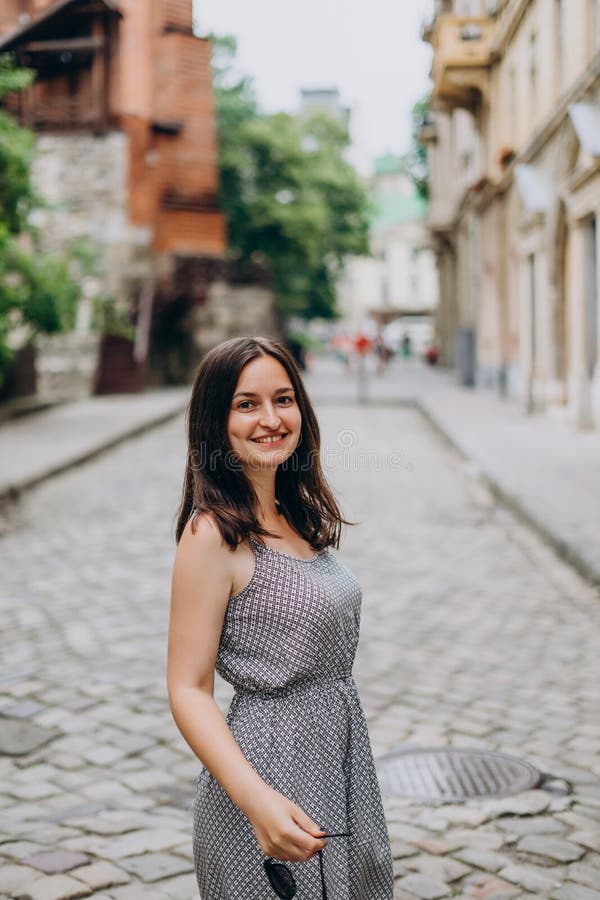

{"left": 15, "top": 95, "right": 108, "bottom": 131}
{"left": 427, "top": 15, "right": 496, "bottom": 112}
{"left": 161, "top": 188, "right": 220, "bottom": 212}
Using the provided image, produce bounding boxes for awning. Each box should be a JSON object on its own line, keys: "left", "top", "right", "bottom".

{"left": 568, "top": 103, "right": 600, "bottom": 158}
{"left": 514, "top": 164, "right": 552, "bottom": 213}
{"left": 0, "top": 0, "right": 121, "bottom": 53}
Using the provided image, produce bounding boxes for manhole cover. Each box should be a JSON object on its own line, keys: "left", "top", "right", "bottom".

{"left": 377, "top": 747, "right": 542, "bottom": 801}
{"left": 0, "top": 717, "right": 59, "bottom": 757}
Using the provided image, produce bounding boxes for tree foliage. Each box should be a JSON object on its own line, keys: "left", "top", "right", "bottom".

{"left": 211, "top": 36, "right": 370, "bottom": 319}
{"left": 402, "top": 93, "right": 431, "bottom": 200}
{"left": 0, "top": 54, "right": 79, "bottom": 388}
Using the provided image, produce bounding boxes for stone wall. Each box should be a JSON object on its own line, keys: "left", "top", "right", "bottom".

{"left": 191, "top": 281, "right": 283, "bottom": 358}
{"left": 28, "top": 132, "right": 281, "bottom": 396}
{"left": 36, "top": 332, "right": 101, "bottom": 400}
{"left": 30, "top": 131, "right": 152, "bottom": 399}
{"left": 31, "top": 131, "right": 153, "bottom": 304}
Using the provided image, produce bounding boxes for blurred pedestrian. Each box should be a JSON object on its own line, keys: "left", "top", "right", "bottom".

{"left": 425, "top": 343, "right": 440, "bottom": 366}
{"left": 374, "top": 330, "right": 393, "bottom": 374}
{"left": 353, "top": 331, "right": 372, "bottom": 358}
{"left": 285, "top": 335, "right": 307, "bottom": 371}
{"left": 330, "top": 332, "right": 352, "bottom": 372}
{"left": 168, "top": 336, "right": 394, "bottom": 899}
{"left": 401, "top": 332, "right": 412, "bottom": 359}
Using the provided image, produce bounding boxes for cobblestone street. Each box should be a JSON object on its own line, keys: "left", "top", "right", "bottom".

{"left": 1, "top": 391, "right": 600, "bottom": 899}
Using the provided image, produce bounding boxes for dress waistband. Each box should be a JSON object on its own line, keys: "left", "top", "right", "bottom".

{"left": 234, "top": 674, "right": 355, "bottom": 701}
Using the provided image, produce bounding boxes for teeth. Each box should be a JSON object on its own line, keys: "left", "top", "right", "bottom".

{"left": 254, "top": 434, "right": 284, "bottom": 443}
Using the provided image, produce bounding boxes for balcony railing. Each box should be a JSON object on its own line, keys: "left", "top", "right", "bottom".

{"left": 12, "top": 95, "right": 107, "bottom": 130}
{"left": 161, "top": 188, "right": 220, "bottom": 212}
{"left": 427, "top": 15, "right": 496, "bottom": 111}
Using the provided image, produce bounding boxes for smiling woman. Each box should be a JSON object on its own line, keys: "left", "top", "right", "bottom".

{"left": 167, "top": 336, "right": 394, "bottom": 899}
{"left": 229, "top": 375, "right": 301, "bottom": 467}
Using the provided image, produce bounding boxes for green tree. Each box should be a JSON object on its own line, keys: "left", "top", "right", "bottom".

{"left": 211, "top": 36, "right": 370, "bottom": 319}
{"left": 0, "top": 53, "right": 78, "bottom": 388}
{"left": 403, "top": 93, "right": 431, "bottom": 200}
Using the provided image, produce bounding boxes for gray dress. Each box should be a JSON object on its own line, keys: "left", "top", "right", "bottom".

{"left": 192, "top": 536, "right": 394, "bottom": 899}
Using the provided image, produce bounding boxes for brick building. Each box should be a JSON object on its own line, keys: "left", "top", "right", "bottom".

{"left": 0, "top": 0, "right": 276, "bottom": 394}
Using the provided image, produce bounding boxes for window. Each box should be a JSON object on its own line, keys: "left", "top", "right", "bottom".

{"left": 529, "top": 32, "right": 537, "bottom": 122}
{"left": 555, "top": 0, "right": 563, "bottom": 95}
{"left": 509, "top": 66, "right": 517, "bottom": 146}
{"left": 585, "top": 215, "right": 598, "bottom": 379}
{"left": 527, "top": 253, "right": 537, "bottom": 411}
{"left": 589, "top": 0, "right": 600, "bottom": 55}
{"left": 464, "top": 0, "right": 483, "bottom": 13}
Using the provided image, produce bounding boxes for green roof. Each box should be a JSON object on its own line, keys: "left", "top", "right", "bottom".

{"left": 371, "top": 192, "right": 429, "bottom": 228}
{"left": 374, "top": 153, "right": 404, "bottom": 175}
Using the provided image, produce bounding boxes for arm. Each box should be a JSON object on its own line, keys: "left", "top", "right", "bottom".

{"left": 167, "top": 514, "right": 326, "bottom": 862}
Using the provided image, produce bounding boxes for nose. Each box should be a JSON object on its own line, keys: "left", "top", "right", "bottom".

{"left": 260, "top": 401, "right": 282, "bottom": 430}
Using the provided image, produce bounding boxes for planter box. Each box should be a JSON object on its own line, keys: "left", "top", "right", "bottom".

{"left": 0, "top": 344, "right": 37, "bottom": 402}
{"left": 94, "top": 334, "right": 146, "bottom": 394}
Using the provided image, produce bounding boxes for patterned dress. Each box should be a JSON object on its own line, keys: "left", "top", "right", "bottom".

{"left": 192, "top": 536, "right": 394, "bottom": 899}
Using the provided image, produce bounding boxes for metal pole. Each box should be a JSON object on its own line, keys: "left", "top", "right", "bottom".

{"left": 357, "top": 352, "right": 368, "bottom": 405}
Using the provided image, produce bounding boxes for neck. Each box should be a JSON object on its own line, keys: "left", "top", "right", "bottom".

{"left": 248, "top": 468, "right": 279, "bottom": 522}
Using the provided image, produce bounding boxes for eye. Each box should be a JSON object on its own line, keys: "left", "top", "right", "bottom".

{"left": 237, "top": 400, "right": 254, "bottom": 410}
{"left": 277, "top": 396, "right": 293, "bottom": 405}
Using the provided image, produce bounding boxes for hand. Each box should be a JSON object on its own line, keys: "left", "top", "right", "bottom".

{"left": 248, "top": 785, "right": 327, "bottom": 862}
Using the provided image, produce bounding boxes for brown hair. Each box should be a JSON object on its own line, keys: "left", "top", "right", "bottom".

{"left": 175, "top": 336, "right": 350, "bottom": 549}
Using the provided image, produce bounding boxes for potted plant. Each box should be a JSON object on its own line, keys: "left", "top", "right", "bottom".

{"left": 0, "top": 53, "right": 79, "bottom": 403}
{"left": 0, "top": 233, "right": 78, "bottom": 402}
{"left": 91, "top": 294, "right": 145, "bottom": 394}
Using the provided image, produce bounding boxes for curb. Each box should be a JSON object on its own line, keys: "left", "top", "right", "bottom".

{"left": 0, "top": 402, "right": 187, "bottom": 507}
{"left": 416, "top": 399, "right": 600, "bottom": 590}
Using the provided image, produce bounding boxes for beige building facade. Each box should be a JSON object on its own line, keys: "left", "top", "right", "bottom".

{"left": 337, "top": 155, "right": 438, "bottom": 332}
{"left": 424, "top": 0, "right": 600, "bottom": 428}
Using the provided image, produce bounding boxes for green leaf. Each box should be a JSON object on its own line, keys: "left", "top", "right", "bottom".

{"left": 211, "top": 36, "right": 371, "bottom": 319}
{"left": 0, "top": 55, "right": 80, "bottom": 386}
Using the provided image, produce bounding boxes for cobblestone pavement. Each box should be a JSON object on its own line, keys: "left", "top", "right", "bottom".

{"left": 1, "top": 399, "right": 599, "bottom": 899}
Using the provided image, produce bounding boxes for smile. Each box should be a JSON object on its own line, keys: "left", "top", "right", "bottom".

{"left": 251, "top": 433, "right": 288, "bottom": 444}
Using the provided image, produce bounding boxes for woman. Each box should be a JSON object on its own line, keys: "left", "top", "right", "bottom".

{"left": 168, "top": 336, "right": 394, "bottom": 899}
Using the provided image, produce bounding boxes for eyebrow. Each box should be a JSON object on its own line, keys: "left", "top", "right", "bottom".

{"left": 232, "top": 387, "right": 295, "bottom": 400}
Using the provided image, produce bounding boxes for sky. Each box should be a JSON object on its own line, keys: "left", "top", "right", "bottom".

{"left": 194, "top": 0, "right": 434, "bottom": 175}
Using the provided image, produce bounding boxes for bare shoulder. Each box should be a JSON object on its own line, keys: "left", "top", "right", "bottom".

{"left": 173, "top": 511, "right": 255, "bottom": 602}
{"left": 174, "top": 511, "right": 233, "bottom": 579}
{"left": 179, "top": 510, "right": 225, "bottom": 550}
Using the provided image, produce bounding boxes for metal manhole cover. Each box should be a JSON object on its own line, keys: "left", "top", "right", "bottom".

{"left": 376, "top": 747, "right": 542, "bottom": 801}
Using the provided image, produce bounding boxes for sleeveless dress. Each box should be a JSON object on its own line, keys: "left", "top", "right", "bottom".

{"left": 192, "top": 536, "right": 394, "bottom": 900}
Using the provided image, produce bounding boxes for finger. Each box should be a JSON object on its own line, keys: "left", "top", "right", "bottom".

{"left": 288, "top": 838, "right": 322, "bottom": 861}
{"left": 292, "top": 811, "right": 328, "bottom": 838}
{"left": 291, "top": 823, "right": 327, "bottom": 852}
{"left": 295, "top": 830, "right": 327, "bottom": 855}
{"left": 278, "top": 829, "right": 326, "bottom": 861}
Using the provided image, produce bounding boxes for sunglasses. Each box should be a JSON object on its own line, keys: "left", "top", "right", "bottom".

{"left": 263, "top": 831, "right": 351, "bottom": 899}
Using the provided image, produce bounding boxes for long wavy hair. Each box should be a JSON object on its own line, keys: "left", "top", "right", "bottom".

{"left": 175, "top": 336, "right": 351, "bottom": 549}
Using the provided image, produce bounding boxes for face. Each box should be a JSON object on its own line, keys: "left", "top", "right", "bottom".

{"left": 227, "top": 354, "right": 302, "bottom": 471}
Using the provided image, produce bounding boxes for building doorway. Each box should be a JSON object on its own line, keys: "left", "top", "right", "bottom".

{"left": 584, "top": 214, "right": 598, "bottom": 381}
{"left": 552, "top": 201, "right": 569, "bottom": 405}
